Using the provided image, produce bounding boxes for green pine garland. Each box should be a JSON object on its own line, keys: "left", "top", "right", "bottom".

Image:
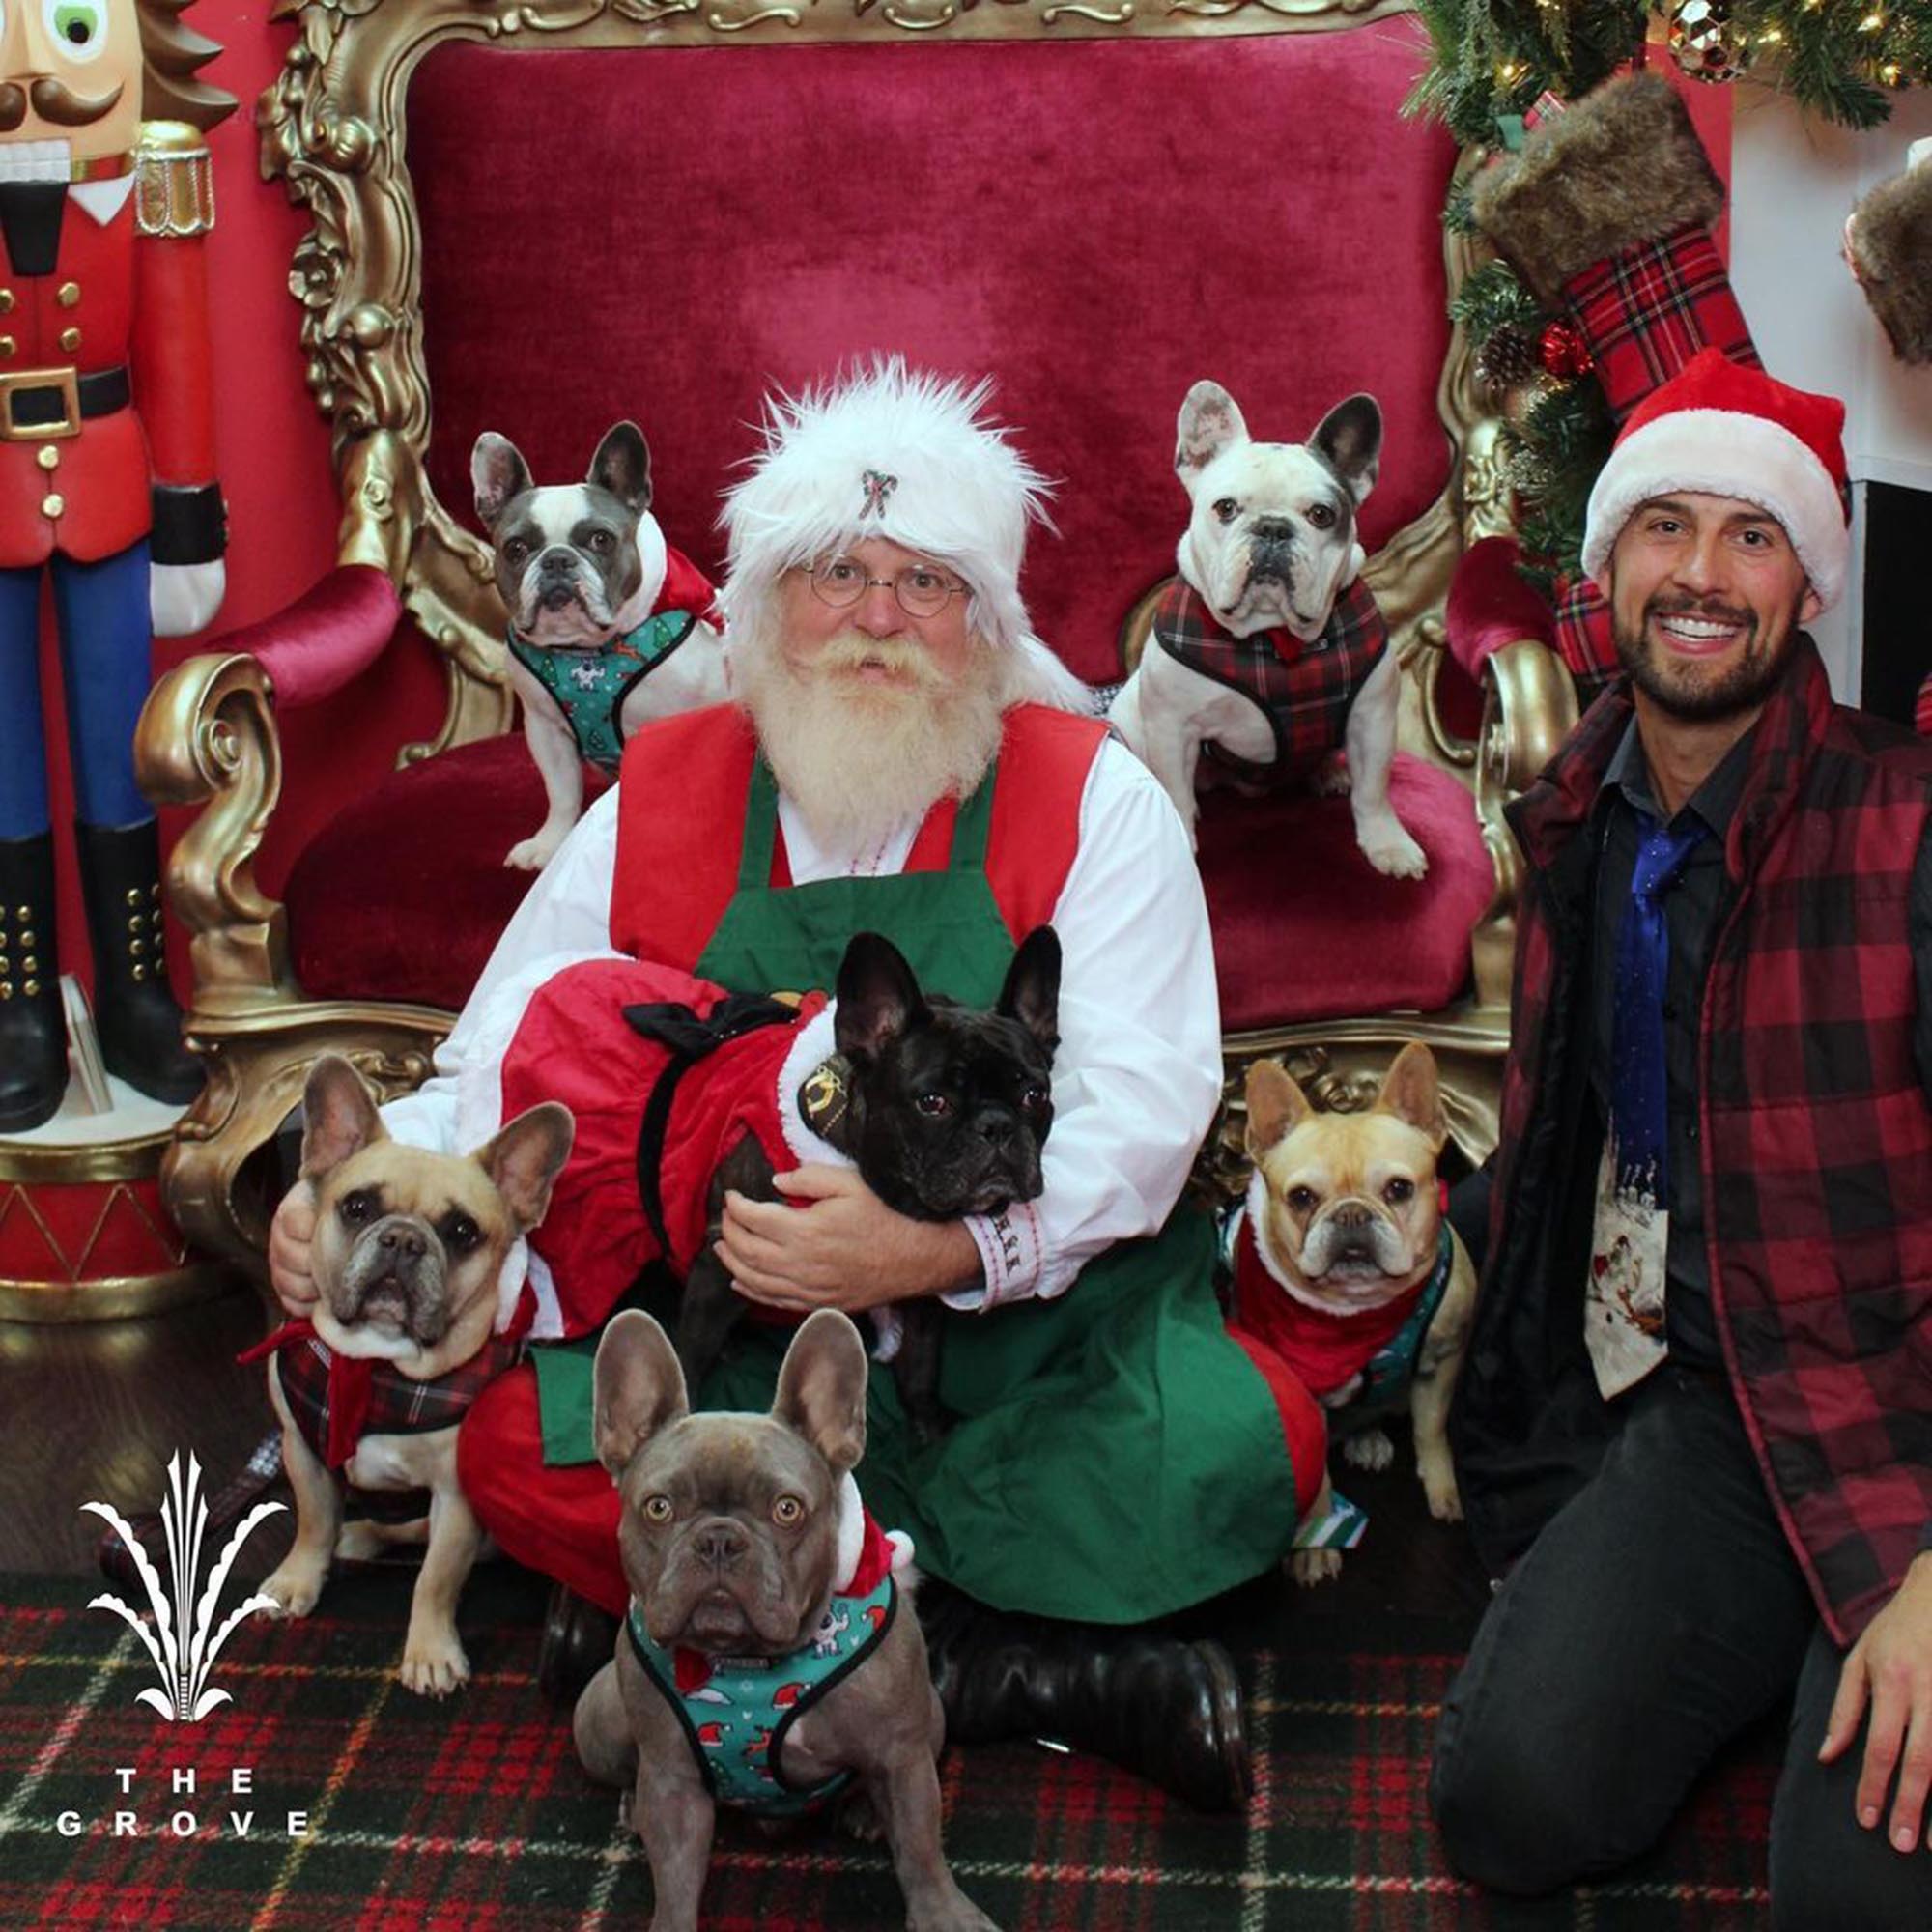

{"left": 1409, "top": 1, "right": 1932, "bottom": 139}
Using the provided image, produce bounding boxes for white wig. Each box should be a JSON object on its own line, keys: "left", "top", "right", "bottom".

{"left": 718, "top": 358, "right": 1092, "bottom": 714}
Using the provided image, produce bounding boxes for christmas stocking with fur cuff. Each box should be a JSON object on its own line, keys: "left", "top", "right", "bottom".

{"left": 1473, "top": 74, "right": 1758, "bottom": 703}
{"left": 1846, "top": 150, "right": 1932, "bottom": 366}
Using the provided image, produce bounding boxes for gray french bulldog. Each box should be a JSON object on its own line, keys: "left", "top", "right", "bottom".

{"left": 1108, "top": 381, "right": 1427, "bottom": 879}
{"left": 574, "top": 1307, "right": 999, "bottom": 1932}
{"left": 471, "top": 421, "right": 725, "bottom": 871}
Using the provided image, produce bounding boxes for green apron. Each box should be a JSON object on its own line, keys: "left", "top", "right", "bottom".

{"left": 531, "top": 753, "right": 1299, "bottom": 1621}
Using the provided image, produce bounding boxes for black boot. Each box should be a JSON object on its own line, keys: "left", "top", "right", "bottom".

{"left": 537, "top": 1582, "right": 621, "bottom": 1703}
{"left": 918, "top": 1581, "right": 1253, "bottom": 1813}
{"left": 0, "top": 831, "right": 67, "bottom": 1132}
{"left": 73, "top": 818, "right": 201, "bottom": 1103}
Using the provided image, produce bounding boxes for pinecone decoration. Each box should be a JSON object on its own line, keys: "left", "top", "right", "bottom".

{"left": 1476, "top": 323, "right": 1540, "bottom": 390}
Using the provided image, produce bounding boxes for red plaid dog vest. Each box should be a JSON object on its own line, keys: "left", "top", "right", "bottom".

{"left": 1151, "top": 576, "right": 1389, "bottom": 784}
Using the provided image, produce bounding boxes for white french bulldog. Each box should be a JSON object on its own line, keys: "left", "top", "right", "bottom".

{"left": 472, "top": 422, "right": 726, "bottom": 871}
{"left": 1109, "top": 382, "right": 1427, "bottom": 880}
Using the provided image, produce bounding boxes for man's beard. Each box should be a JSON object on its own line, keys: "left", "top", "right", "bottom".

{"left": 730, "top": 609, "right": 1009, "bottom": 850}
{"left": 1612, "top": 590, "right": 1801, "bottom": 723}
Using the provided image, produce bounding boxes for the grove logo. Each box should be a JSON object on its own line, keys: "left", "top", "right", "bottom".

{"left": 83, "top": 1451, "right": 285, "bottom": 1722}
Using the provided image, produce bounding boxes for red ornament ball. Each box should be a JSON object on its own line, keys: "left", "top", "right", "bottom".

{"left": 1539, "top": 320, "right": 1594, "bottom": 380}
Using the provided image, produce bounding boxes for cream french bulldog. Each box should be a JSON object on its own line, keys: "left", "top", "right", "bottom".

{"left": 256, "top": 1055, "right": 574, "bottom": 1695}
{"left": 1108, "top": 380, "right": 1427, "bottom": 879}
{"left": 575, "top": 1308, "right": 997, "bottom": 1932}
{"left": 472, "top": 421, "right": 725, "bottom": 871}
{"left": 1232, "top": 1043, "right": 1475, "bottom": 1585}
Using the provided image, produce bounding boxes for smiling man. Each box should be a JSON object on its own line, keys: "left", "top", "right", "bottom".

{"left": 1430, "top": 351, "right": 1932, "bottom": 1926}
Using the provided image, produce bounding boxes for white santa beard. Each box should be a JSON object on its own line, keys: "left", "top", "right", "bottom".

{"left": 733, "top": 615, "right": 1007, "bottom": 851}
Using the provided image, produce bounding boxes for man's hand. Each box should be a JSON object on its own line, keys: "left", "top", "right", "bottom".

{"left": 267, "top": 1180, "right": 322, "bottom": 1319}
{"left": 1821, "top": 1549, "right": 1932, "bottom": 1853}
{"left": 717, "top": 1165, "right": 980, "bottom": 1314}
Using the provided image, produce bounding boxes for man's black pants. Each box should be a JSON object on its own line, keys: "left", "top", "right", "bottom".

{"left": 1430, "top": 1367, "right": 1931, "bottom": 1927}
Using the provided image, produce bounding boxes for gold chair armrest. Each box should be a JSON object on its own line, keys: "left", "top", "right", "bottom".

{"left": 137, "top": 650, "right": 299, "bottom": 1013}
{"left": 1467, "top": 636, "right": 1578, "bottom": 1009}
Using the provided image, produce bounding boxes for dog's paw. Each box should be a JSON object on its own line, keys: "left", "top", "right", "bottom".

{"left": 1359, "top": 821, "right": 1428, "bottom": 880}
{"left": 1418, "top": 1452, "right": 1463, "bottom": 1522}
{"left": 1342, "top": 1428, "right": 1395, "bottom": 1474}
{"left": 1312, "top": 750, "right": 1352, "bottom": 797}
{"left": 837, "top": 1785, "right": 886, "bottom": 1843}
{"left": 261, "top": 1558, "right": 327, "bottom": 1619}
{"left": 504, "top": 828, "right": 567, "bottom": 871}
{"left": 399, "top": 1623, "right": 470, "bottom": 1698}
{"left": 1290, "top": 1548, "right": 1344, "bottom": 1587}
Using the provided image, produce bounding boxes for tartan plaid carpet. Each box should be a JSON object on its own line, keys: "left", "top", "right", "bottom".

{"left": 0, "top": 1564, "right": 1777, "bottom": 1929}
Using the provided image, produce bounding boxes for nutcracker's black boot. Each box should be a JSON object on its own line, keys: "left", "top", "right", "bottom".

{"left": 537, "top": 1582, "right": 621, "bottom": 1703}
{"left": 74, "top": 818, "right": 201, "bottom": 1103}
{"left": 0, "top": 830, "right": 67, "bottom": 1132}
{"left": 917, "top": 1580, "right": 1253, "bottom": 1813}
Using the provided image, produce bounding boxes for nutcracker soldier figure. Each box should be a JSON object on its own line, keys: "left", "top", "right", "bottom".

{"left": 0, "top": 0, "right": 234, "bottom": 1132}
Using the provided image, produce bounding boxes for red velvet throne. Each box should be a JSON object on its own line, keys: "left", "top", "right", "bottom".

{"left": 135, "top": 0, "right": 1576, "bottom": 1273}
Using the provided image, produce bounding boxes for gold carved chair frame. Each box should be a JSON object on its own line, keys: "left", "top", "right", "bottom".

{"left": 137, "top": 0, "right": 1576, "bottom": 1273}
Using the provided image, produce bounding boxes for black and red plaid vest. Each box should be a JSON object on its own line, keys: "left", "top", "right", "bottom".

{"left": 258, "top": 1324, "right": 526, "bottom": 1471}
{"left": 1463, "top": 639, "right": 1932, "bottom": 1641}
{"left": 1150, "top": 576, "right": 1388, "bottom": 783}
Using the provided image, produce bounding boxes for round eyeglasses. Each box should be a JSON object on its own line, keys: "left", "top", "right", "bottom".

{"left": 798, "top": 554, "right": 971, "bottom": 620}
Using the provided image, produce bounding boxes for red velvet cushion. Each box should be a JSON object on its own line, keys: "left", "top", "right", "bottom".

{"left": 1199, "top": 755, "right": 1492, "bottom": 1032}
{"left": 290, "top": 739, "right": 1487, "bottom": 1028}
{"left": 406, "top": 31, "right": 1454, "bottom": 685}
{"left": 286, "top": 738, "right": 612, "bottom": 1009}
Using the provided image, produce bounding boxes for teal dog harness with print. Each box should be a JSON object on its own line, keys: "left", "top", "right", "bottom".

{"left": 626, "top": 1570, "right": 897, "bottom": 1815}
{"left": 506, "top": 608, "right": 700, "bottom": 772}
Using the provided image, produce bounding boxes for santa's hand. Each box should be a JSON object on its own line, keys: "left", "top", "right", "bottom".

{"left": 151, "top": 558, "right": 226, "bottom": 639}
{"left": 717, "top": 1165, "right": 980, "bottom": 1313}
{"left": 1821, "top": 1551, "right": 1932, "bottom": 1853}
{"left": 268, "top": 1179, "right": 321, "bottom": 1319}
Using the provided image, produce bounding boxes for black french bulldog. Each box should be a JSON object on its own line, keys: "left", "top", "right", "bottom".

{"left": 673, "top": 925, "right": 1061, "bottom": 1443}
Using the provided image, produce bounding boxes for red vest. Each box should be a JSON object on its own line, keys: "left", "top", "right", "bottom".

{"left": 610, "top": 703, "right": 1107, "bottom": 973}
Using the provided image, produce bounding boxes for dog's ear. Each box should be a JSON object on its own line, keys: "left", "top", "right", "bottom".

{"left": 472, "top": 432, "right": 533, "bottom": 531}
{"left": 834, "top": 932, "right": 930, "bottom": 1065}
{"left": 771, "top": 1309, "right": 867, "bottom": 1476}
{"left": 1245, "top": 1058, "right": 1313, "bottom": 1158}
{"left": 594, "top": 1310, "right": 690, "bottom": 1478}
{"left": 1374, "top": 1041, "right": 1447, "bottom": 1148}
{"left": 474, "top": 1102, "right": 576, "bottom": 1234}
{"left": 1311, "top": 394, "right": 1382, "bottom": 506}
{"left": 589, "top": 421, "right": 653, "bottom": 517}
{"left": 998, "top": 925, "right": 1062, "bottom": 1055}
{"left": 1176, "top": 380, "right": 1248, "bottom": 478}
{"left": 299, "top": 1055, "right": 387, "bottom": 1179}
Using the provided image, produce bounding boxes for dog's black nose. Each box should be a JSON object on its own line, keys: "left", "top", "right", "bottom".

{"left": 693, "top": 1520, "right": 749, "bottom": 1568}
{"left": 1329, "top": 1201, "right": 1373, "bottom": 1233}
{"left": 974, "top": 1112, "right": 1015, "bottom": 1150}
{"left": 537, "top": 547, "right": 580, "bottom": 578}
{"left": 1249, "top": 516, "right": 1297, "bottom": 544}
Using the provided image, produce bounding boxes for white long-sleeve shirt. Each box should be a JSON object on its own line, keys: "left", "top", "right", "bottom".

{"left": 384, "top": 733, "right": 1222, "bottom": 1311}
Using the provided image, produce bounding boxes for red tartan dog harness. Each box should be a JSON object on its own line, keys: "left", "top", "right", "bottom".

{"left": 241, "top": 1317, "right": 529, "bottom": 1470}
{"left": 1151, "top": 575, "right": 1389, "bottom": 784}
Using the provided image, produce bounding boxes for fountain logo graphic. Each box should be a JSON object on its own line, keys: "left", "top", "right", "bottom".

{"left": 83, "top": 1451, "right": 286, "bottom": 1722}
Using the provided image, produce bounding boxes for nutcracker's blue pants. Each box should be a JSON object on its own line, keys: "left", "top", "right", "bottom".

{"left": 0, "top": 539, "right": 153, "bottom": 838}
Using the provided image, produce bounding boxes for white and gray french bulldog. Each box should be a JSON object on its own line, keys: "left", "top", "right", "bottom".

{"left": 472, "top": 421, "right": 725, "bottom": 871}
{"left": 1108, "top": 381, "right": 1427, "bottom": 879}
{"left": 575, "top": 1307, "right": 999, "bottom": 1932}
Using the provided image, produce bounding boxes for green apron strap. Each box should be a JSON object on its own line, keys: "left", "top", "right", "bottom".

{"left": 947, "top": 771, "right": 995, "bottom": 874}
{"left": 739, "top": 758, "right": 782, "bottom": 891}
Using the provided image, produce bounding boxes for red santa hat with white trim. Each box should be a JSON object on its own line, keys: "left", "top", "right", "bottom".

{"left": 1581, "top": 349, "right": 1852, "bottom": 611}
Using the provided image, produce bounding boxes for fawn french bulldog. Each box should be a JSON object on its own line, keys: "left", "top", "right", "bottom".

{"left": 1232, "top": 1042, "right": 1475, "bottom": 1585}
{"left": 253, "top": 1055, "right": 573, "bottom": 1694}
